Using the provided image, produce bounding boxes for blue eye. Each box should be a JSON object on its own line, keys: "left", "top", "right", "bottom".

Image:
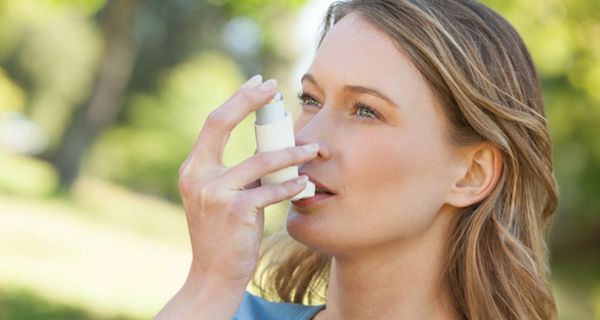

{"left": 354, "top": 103, "right": 378, "bottom": 119}
{"left": 296, "top": 91, "right": 381, "bottom": 120}
{"left": 297, "top": 92, "right": 320, "bottom": 107}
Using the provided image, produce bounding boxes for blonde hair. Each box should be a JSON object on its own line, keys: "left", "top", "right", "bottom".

{"left": 253, "top": 1, "right": 558, "bottom": 319}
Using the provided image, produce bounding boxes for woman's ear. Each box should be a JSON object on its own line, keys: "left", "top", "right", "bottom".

{"left": 446, "top": 143, "right": 503, "bottom": 208}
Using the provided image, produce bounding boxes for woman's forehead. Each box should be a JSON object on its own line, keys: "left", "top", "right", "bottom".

{"left": 305, "top": 12, "right": 434, "bottom": 115}
{"left": 308, "top": 13, "right": 424, "bottom": 92}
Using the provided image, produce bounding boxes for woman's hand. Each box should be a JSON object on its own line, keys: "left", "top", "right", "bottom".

{"left": 156, "top": 76, "right": 319, "bottom": 319}
{"left": 178, "top": 75, "right": 319, "bottom": 288}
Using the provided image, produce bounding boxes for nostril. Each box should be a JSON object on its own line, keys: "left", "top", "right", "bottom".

{"left": 296, "top": 141, "right": 330, "bottom": 160}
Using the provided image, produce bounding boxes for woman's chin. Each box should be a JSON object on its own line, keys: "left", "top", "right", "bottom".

{"left": 286, "top": 206, "right": 337, "bottom": 253}
{"left": 286, "top": 207, "right": 319, "bottom": 237}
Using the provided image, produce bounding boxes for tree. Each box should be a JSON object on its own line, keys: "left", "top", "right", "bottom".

{"left": 49, "top": 0, "right": 142, "bottom": 190}
{"left": 47, "top": 0, "right": 306, "bottom": 192}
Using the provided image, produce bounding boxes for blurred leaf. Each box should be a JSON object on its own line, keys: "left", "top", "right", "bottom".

{"left": 47, "top": 0, "right": 107, "bottom": 14}
{"left": 0, "top": 150, "right": 58, "bottom": 196}
{"left": 18, "top": 11, "right": 102, "bottom": 149}
{"left": 218, "top": 0, "right": 306, "bottom": 18}
{"left": 0, "top": 68, "right": 25, "bottom": 112}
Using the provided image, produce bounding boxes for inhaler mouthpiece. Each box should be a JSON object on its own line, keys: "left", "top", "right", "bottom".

{"left": 254, "top": 93, "right": 315, "bottom": 201}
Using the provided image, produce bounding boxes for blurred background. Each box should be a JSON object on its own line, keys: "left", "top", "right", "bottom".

{"left": 0, "top": 0, "right": 598, "bottom": 319}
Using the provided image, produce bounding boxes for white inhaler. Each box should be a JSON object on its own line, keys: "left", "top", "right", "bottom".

{"left": 254, "top": 92, "right": 315, "bottom": 201}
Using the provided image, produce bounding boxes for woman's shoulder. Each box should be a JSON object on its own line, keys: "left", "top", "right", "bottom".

{"left": 233, "top": 291, "right": 325, "bottom": 320}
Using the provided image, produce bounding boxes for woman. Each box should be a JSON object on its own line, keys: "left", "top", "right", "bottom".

{"left": 156, "top": 0, "right": 558, "bottom": 319}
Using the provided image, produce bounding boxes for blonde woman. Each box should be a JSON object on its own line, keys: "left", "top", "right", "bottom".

{"left": 156, "top": 0, "right": 558, "bottom": 319}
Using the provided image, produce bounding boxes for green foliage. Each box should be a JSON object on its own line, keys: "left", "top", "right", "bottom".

{"left": 0, "top": 150, "right": 58, "bottom": 196}
{"left": 0, "top": 0, "right": 102, "bottom": 59}
{"left": 47, "top": 0, "right": 106, "bottom": 14}
{"left": 0, "top": 68, "right": 25, "bottom": 112}
{"left": 483, "top": 0, "right": 600, "bottom": 236}
{"left": 214, "top": 0, "right": 306, "bottom": 19}
{"left": 23, "top": 17, "right": 101, "bottom": 150}
{"left": 0, "top": 0, "right": 103, "bottom": 149}
{"left": 84, "top": 52, "right": 257, "bottom": 201}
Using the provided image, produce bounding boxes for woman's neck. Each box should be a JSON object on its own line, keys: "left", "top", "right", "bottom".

{"left": 314, "top": 213, "right": 461, "bottom": 320}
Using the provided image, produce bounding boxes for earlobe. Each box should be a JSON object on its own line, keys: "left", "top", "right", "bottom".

{"left": 447, "top": 143, "right": 503, "bottom": 208}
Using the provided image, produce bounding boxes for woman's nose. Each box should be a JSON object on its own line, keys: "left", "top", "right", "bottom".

{"left": 294, "top": 113, "right": 333, "bottom": 160}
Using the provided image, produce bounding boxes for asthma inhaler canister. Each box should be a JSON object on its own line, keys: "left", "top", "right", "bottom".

{"left": 254, "top": 92, "right": 315, "bottom": 201}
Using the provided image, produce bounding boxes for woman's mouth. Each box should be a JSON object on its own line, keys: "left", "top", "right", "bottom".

{"left": 291, "top": 190, "right": 335, "bottom": 207}
{"left": 294, "top": 170, "right": 336, "bottom": 207}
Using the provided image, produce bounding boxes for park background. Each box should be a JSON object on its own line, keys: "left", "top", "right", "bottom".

{"left": 0, "top": 0, "right": 598, "bottom": 319}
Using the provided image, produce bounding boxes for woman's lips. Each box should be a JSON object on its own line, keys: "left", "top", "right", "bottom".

{"left": 298, "top": 170, "right": 336, "bottom": 195}
{"left": 291, "top": 192, "right": 335, "bottom": 207}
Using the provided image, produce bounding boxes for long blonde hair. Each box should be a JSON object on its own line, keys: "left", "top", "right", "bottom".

{"left": 253, "top": 1, "right": 558, "bottom": 319}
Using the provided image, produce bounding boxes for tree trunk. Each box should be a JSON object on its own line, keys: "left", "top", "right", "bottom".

{"left": 50, "top": 0, "right": 141, "bottom": 192}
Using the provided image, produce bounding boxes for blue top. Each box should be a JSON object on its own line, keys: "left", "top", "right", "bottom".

{"left": 233, "top": 291, "right": 326, "bottom": 320}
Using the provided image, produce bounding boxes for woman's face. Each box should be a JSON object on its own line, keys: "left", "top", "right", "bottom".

{"left": 287, "top": 13, "right": 463, "bottom": 256}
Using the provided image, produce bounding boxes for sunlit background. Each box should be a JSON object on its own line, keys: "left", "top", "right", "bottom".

{"left": 0, "top": 0, "right": 598, "bottom": 319}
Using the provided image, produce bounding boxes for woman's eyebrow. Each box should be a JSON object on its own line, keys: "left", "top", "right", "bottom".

{"left": 301, "top": 73, "right": 320, "bottom": 88}
{"left": 344, "top": 85, "right": 401, "bottom": 110}
{"left": 301, "top": 73, "right": 401, "bottom": 110}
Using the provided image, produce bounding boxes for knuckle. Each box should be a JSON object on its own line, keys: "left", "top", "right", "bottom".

{"left": 254, "top": 152, "right": 274, "bottom": 168}
{"left": 270, "top": 184, "right": 289, "bottom": 200}
{"left": 178, "top": 174, "right": 197, "bottom": 197}
{"left": 231, "top": 212, "right": 257, "bottom": 228}
{"left": 229, "top": 195, "right": 250, "bottom": 214}
{"left": 283, "top": 181, "right": 300, "bottom": 195}
{"left": 179, "top": 167, "right": 227, "bottom": 199}
{"left": 178, "top": 163, "right": 186, "bottom": 178}
{"left": 178, "top": 158, "right": 191, "bottom": 177}
{"left": 205, "top": 110, "right": 228, "bottom": 130}
{"left": 239, "top": 88, "right": 259, "bottom": 105}
{"left": 178, "top": 163, "right": 203, "bottom": 197}
{"left": 197, "top": 183, "right": 227, "bottom": 212}
{"left": 198, "top": 182, "right": 219, "bottom": 202}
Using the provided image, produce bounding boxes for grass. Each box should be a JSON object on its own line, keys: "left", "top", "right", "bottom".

{"left": 0, "top": 287, "right": 138, "bottom": 320}
{"left": 0, "top": 177, "right": 191, "bottom": 319}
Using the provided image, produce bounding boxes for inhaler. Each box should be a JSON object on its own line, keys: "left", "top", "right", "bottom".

{"left": 254, "top": 92, "right": 315, "bottom": 201}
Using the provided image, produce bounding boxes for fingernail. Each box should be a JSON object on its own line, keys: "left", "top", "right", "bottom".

{"left": 242, "top": 74, "right": 263, "bottom": 89}
{"left": 302, "top": 143, "right": 319, "bottom": 154}
{"left": 259, "top": 79, "right": 277, "bottom": 92}
{"left": 295, "top": 175, "right": 309, "bottom": 184}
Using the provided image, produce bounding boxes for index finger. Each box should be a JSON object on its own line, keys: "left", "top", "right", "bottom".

{"left": 191, "top": 75, "right": 278, "bottom": 169}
